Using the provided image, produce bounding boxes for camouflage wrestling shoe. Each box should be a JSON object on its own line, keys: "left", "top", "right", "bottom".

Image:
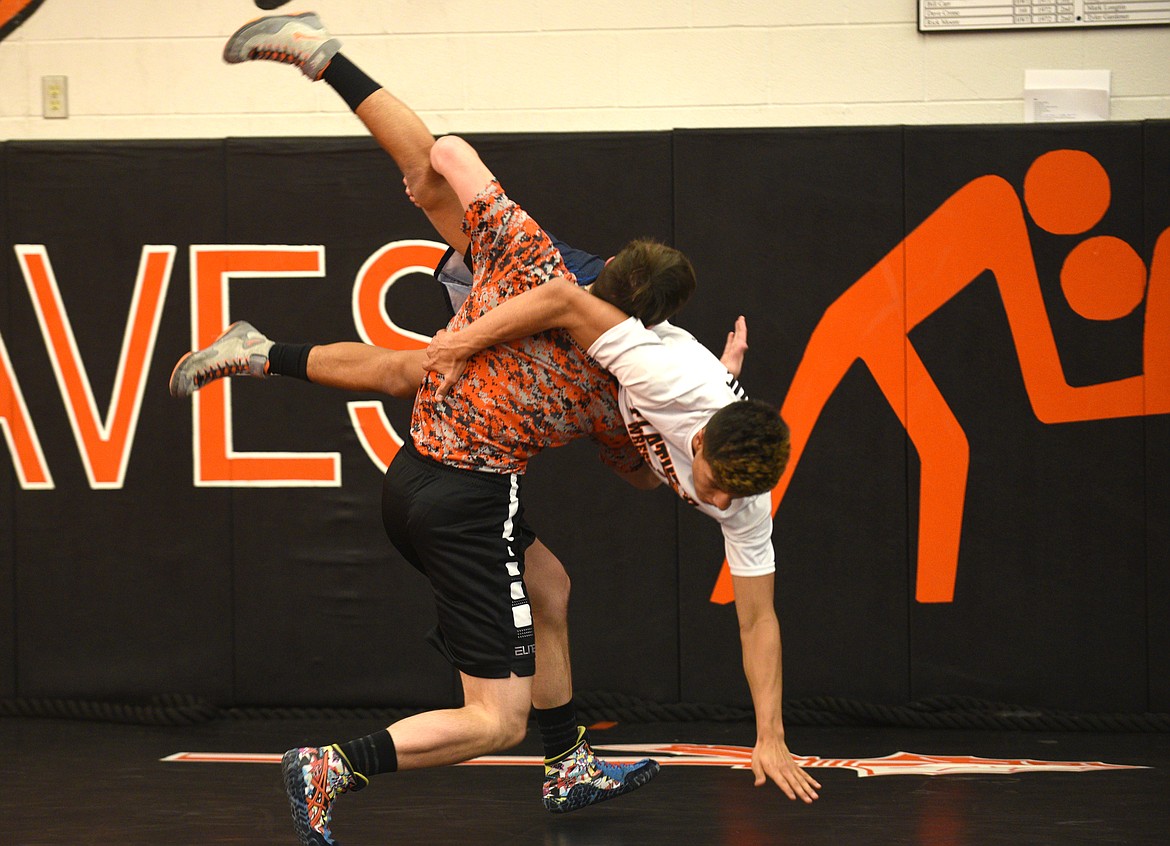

{"left": 282, "top": 744, "right": 367, "bottom": 846}
{"left": 542, "top": 727, "right": 660, "bottom": 813}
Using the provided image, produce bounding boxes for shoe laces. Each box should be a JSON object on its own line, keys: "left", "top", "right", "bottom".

{"left": 192, "top": 357, "right": 253, "bottom": 388}
{"left": 319, "top": 746, "right": 360, "bottom": 800}
{"left": 248, "top": 47, "right": 311, "bottom": 68}
{"left": 301, "top": 747, "right": 356, "bottom": 842}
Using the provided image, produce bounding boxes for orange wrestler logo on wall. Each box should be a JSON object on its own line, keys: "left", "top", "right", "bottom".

{"left": 711, "top": 149, "right": 1170, "bottom": 606}
{"left": 0, "top": 0, "right": 46, "bottom": 42}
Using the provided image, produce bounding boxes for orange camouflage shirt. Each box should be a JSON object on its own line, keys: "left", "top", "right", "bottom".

{"left": 410, "top": 181, "right": 641, "bottom": 475}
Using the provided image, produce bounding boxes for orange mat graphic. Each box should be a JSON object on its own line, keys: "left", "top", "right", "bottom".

{"left": 712, "top": 149, "right": 1170, "bottom": 605}
{"left": 163, "top": 744, "right": 1146, "bottom": 777}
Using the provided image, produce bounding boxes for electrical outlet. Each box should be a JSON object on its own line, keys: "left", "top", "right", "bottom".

{"left": 42, "top": 76, "right": 68, "bottom": 119}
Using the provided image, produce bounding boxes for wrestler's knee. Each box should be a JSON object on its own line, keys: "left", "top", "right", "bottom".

{"left": 429, "top": 134, "right": 475, "bottom": 176}
{"left": 490, "top": 707, "right": 529, "bottom": 750}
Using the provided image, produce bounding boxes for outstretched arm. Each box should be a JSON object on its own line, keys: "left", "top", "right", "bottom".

{"left": 425, "top": 278, "right": 628, "bottom": 399}
{"left": 731, "top": 573, "right": 821, "bottom": 802}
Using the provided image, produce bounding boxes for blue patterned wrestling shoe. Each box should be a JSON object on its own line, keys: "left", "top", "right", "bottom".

{"left": 282, "top": 745, "right": 367, "bottom": 846}
{"left": 542, "top": 727, "right": 660, "bottom": 813}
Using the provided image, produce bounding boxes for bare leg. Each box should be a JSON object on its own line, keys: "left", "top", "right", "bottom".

{"left": 353, "top": 89, "right": 469, "bottom": 253}
{"left": 524, "top": 539, "right": 574, "bottom": 710}
{"left": 225, "top": 17, "right": 469, "bottom": 252}
{"left": 429, "top": 135, "right": 498, "bottom": 212}
{"left": 387, "top": 672, "right": 532, "bottom": 769}
{"left": 304, "top": 344, "right": 425, "bottom": 398}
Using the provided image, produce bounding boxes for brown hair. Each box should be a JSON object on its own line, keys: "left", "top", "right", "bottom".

{"left": 703, "top": 400, "right": 790, "bottom": 497}
{"left": 589, "top": 238, "right": 696, "bottom": 325}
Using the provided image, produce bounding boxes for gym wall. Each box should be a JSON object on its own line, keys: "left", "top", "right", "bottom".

{"left": 4, "top": 3, "right": 1169, "bottom": 140}
{"left": 1, "top": 121, "right": 1167, "bottom": 714}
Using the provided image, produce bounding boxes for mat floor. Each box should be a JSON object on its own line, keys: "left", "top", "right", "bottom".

{"left": 4, "top": 716, "right": 1168, "bottom": 845}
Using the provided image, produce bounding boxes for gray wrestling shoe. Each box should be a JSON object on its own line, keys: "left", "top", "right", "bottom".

{"left": 169, "top": 321, "right": 273, "bottom": 398}
{"left": 223, "top": 12, "right": 341, "bottom": 81}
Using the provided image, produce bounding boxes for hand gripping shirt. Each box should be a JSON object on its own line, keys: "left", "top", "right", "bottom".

{"left": 588, "top": 317, "right": 776, "bottom": 578}
{"left": 411, "top": 181, "right": 641, "bottom": 476}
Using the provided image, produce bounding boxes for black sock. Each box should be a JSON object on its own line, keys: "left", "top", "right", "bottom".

{"left": 337, "top": 731, "right": 398, "bottom": 785}
{"left": 535, "top": 701, "right": 583, "bottom": 761}
{"left": 321, "top": 53, "right": 382, "bottom": 113}
{"left": 267, "top": 342, "right": 314, "bottom": 381}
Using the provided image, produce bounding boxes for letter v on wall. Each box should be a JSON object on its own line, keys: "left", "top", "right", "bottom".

{"left": 14, "top": 244, "right": 174, "bottom": 489}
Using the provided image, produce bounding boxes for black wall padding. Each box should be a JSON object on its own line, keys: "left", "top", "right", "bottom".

{"left": 902, "top": 124, "right": 1150, "bottom": 713}
{"left": 1, "top": 124, "right": 1167, "bottom": 714}
{"left": 4, "top": 692, "right": 1169, "bottom": 733}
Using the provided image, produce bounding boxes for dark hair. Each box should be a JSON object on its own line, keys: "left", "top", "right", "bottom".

{"left": 589, "top": 238, "right": 696, "bottom": 326}
{"left": 703, "top": 400, "right": 790, "bottom": 497}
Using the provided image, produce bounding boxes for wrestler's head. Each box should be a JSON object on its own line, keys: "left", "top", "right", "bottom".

{"left": 694, "top": 400, "right": 789, "bottom": 506}
{"left": 590, "top": 238, "right": 696, "bottom": 326}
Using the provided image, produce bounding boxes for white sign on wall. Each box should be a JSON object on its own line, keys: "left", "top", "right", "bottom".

{"left": 1023, "top": 69, "right": 1112, "bottom": 122}
{"left": 919, "top": 1, "right": 1170, "bottom": 32}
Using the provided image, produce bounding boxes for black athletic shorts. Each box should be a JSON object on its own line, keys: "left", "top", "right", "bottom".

{"left": 380, "top": 440, "right": 536, "bottom": 679}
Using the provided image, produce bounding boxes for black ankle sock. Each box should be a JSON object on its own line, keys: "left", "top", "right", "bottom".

{"left": 321, "top": 53, "right": 383, "bottom": 112}
{"left": 267, "top": 342, "right": 314, "bottom": 381}
{"left": 337, "top": 731, "right": 398, "bottom": 782}
{"left": 535, "top": 701, "right": 582, "bottom": 760}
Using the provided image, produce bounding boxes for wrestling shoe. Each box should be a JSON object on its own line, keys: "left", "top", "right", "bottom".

{"left": 256, "top": 1, "right": 293, "bottom": 8}
{"left": 168, "top": 321, "right": 273, "bottom": 398}
{"left": 542, "top": 727, "right": 661, "bottom": 813}
{"left": 223, "top": 12, "right": 341, "bottom": 80}
{"left": 282, "top": 745, "right": 367, "bottom": 846}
